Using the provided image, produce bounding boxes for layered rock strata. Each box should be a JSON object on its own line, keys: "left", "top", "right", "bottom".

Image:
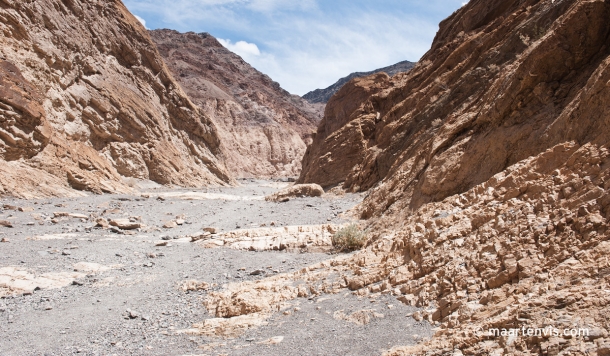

{"left": 0, "top": 0, "right": 232, "bottom": 197}
{"left": 150, "top": 30, "right": 323, "bottom": 178}
{"left": 299, "top": 0, "right": 610, "bottom": 217}
{"left": 239, "top": 0, "right": 610, "bottom": 354}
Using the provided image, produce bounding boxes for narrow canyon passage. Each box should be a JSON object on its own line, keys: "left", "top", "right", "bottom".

{"left": 0, "top": 181, "right": 431, "bottom": 355}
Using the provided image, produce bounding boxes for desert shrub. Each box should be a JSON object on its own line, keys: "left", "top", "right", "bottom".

{"left": 332, "top": 223, "right": 367, "bottom": 251}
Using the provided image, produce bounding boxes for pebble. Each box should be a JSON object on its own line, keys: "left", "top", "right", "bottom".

{"left": 203, "top": 227, "right": 217, "bottom": 234}
{"left": 163, "top": 221, "right": 177, "bottom": 229}
{"left": 125, "top": 309, "right": 139, "bottom": 319}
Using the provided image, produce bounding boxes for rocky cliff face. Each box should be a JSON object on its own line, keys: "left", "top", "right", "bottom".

{"left": 302, "top": 60, "right": 415, "bottom": 104}
{"left": 150, "top": 30, "right": 323, "bottom": 178}
{"left": 294, "top": 0, "right": 610, "bottom": 353}
{"left": 300, "top": 0, "right": 610, "bottom": 214}
{"left": 0, "top": 0, "right": 232, "bottom": 198}
{"left": 298, "top": 73, "right": 393, "bottom": 188}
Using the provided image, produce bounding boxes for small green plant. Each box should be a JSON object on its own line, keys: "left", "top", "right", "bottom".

{"left": 332, "top": 223, "right": 367, "bottom": 251}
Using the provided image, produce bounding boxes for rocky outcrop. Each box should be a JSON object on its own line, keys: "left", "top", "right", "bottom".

{"left": 298, "top": 73, "right": 393, "bottom": 188}
{"left": 150, "top": 30, "right": 323, "bottom": 178}
{"left": 293, "top": 0, "right": 610, "bottom": 354}
{"left": 302, "top": 60, "right": 415, "bottom": 104}
{"left": 300, "top": 0, "right": 610, "bottom": 215}
{"left": 265, "top": 184, "right": 324, "bottom": 202}
{"left": 0, "top": 0, "right": 232, "bottom": 198}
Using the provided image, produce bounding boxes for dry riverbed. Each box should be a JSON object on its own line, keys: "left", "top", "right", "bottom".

{"left": 0, "top": 180, "right": 432, "bottom": 355}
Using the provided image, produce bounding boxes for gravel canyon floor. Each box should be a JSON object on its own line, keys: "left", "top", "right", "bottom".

{"left": 0, "top": 181, "right": 431, "bottom": 355}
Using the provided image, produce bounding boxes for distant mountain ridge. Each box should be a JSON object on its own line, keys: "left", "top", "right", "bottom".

{"left": 302, "top": 60, "right": 416, "bottom": 104}
{"left": 150, "top": 29, "right": 324, "bottom": 178}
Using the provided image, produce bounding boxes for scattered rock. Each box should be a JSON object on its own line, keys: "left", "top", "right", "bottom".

{"left": 163, "top": 221, "right": 177, "bottom": 229}
{"left": 109, "top": 219, "right": 141, "bottom": 230}
{"left": 95, "top": 218, "right": 110, "bottom": 228}
{"left": 125, "top": 309, "right": 139, "bottom": 319}
{"left": 69, "top": 213, "right": 89, "bottom": 219}
{"left": 257, "top": 336, "right": 284, "bottom": 345}
{"left": 203, "top": 227, "right": 218, "bottom": 234}
{"left": 265, "top": 184, "right": 324, "bottom": 202}
{"left": 180, "top": 280, "right": 210, "bottom": 292}
{"left": 73, "top": 262, "right": 111, "bottom": 273}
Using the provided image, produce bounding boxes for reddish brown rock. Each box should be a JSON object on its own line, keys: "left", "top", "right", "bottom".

{"left": 0, "top": 0, "right": 232, "bottom": 198}
{"left": 298, "top": 73, "right": 392, "bottom": 188}
{"left": 274, "top": 0, "right": 610, "bottom": 354}
{"left": 150, "top": 30, "right": 323, "bottom": 178}
{"left": 299, "top": 0, "right": 610, "bottom": 216}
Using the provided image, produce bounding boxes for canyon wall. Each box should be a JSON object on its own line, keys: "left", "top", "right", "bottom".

{"left": 299, "top": 0, "right": 610, "bottom": 217}
{"left": 0, "top": 0, "right": 232, "bottom": 197}
{"left": 212, "top": 1, "right": 610, "bottom": 354}
{"left": 150, "top": 30, "right": 323, "bottom": 178}
{"left": 294, "top": 0, "right": 610, "bottom": 353}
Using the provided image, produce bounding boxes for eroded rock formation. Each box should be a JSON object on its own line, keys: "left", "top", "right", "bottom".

{"left": 150, "top": 30, "right": 323, "bottom": 178}
{"left": 299, "top": 0, "right": 610, "bottom": 217}
{"left": 250, "top": 0, "right": 610, "bottom": 354}
{"left": 298, "top": 73, "right": 393, "bottom": 188}
{"left": 0, "top": 0, "right": 232, "bottom": 197}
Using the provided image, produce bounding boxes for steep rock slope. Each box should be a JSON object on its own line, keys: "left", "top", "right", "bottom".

{"left": 294, "top": 0, "right": 610, "bottom": 354}
{"left": 0, "top": 0, "right": 231, "bottom": 198}
{"left": 299, "top": 0, "right": 610, "bottom": 215}
{"left": 208, "top": 1, "right": 610, "bottom": 355}
{"left": 298, "top": 73, "right": 394, "bottom": 188}
{"left": 150, "top": 30, "right": 323, "bottom": 178}
{"left": 302, "top": 60, "right": 415, "bottom": 104}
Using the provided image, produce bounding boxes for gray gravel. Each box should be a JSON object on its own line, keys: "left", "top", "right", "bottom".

{"left": 0, "top": 180, "right": 432, "bottom": 355}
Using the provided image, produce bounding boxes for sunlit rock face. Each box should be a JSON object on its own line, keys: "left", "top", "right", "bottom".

{"left": 151, "top": 29, "right": 324, "bottom": 179}
{"left": 0, "top": 0, "right": 232, "bottom": 197}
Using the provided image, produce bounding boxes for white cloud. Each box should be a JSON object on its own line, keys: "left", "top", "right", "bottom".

{"left": 134, "top": 14, "right": 148, "bottom": 29}
{"left": 218, "top": 39, "right": 261, "bottom": 60}
{"left": 239, "top": 13, "right": 435, "bottom": 94}
{"left": 246, "top": 0, "right": 317, "bottom": 13}
{"left": 123, "top": 0, "right": 465, "bottom": 94}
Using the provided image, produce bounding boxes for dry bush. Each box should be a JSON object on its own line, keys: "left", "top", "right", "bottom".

{"left": 332, "top": 223, "right": 367, "bottom": 251}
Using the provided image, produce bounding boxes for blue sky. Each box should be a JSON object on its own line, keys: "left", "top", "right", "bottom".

{"left": 124, "top": 0, "right": 467, "bottom": 95}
